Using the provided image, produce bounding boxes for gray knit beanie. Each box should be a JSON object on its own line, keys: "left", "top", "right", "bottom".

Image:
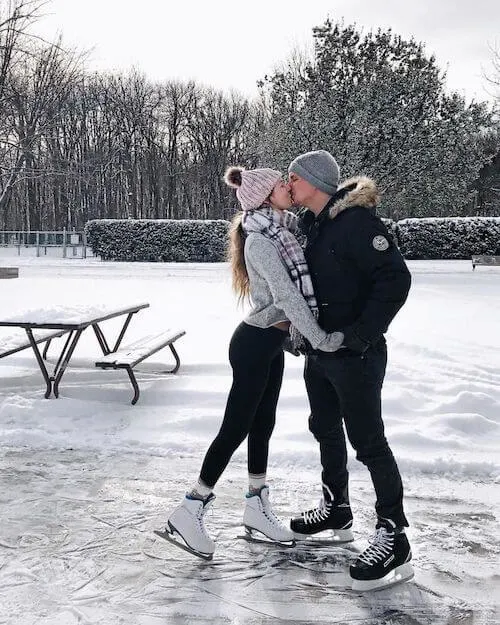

{"left": 288, "top": 150, "right": 340, "bottom": 195}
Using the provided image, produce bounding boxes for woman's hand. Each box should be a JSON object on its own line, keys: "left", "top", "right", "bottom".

{"left": 317, "top": 331, "right": 344, "bottom": 352}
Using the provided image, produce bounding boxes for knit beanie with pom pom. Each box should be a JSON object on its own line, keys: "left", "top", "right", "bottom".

{"left": 224, "top": 166, "right": 282, "bottom": 211}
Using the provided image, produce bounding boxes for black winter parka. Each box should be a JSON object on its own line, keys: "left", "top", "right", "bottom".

{"left": 300, "top": 176, "right": 411, "bottom": 353}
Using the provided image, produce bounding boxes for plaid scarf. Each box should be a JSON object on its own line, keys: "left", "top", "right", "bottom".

{"left": 242, "top": 206, "right": 318, "bottom": 350}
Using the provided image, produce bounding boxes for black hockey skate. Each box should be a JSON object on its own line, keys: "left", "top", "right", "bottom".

{"left": 291, "top": 485, "right": 354, "bottom": 543}
{"left": 350, "top": 518, "right": 414, "bottom": 591}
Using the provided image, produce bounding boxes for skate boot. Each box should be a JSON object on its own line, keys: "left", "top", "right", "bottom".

{"left": 242, "top": 486, "right": 295, "bottom": 545}
{"left": 350, "top": 517, "right": 414, "bottom": 591}
{"left": 290, "top": 484, "right": 354, "bottom": 543}
{"left": 156, "top": 493, "right": 216, "bottom": 560}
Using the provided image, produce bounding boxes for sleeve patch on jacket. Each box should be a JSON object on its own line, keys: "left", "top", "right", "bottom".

{"left": 372, "top": 235, "right": 389, "bottom": 251}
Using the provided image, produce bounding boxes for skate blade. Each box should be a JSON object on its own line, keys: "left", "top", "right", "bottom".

{"left": 351, "top": 562, "right": 414, "bottom": 592}
{"left": 237, "top": 526, "right": 296, "bottom": 547}
{"left": 154, "top": 528, "right": 213, "bottom": 561}
{"left": 293, "top": 528, "right": 354, "bottom": 544}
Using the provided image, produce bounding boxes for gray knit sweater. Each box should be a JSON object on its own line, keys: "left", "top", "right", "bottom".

{"left": 243, "top": 233, "right": 329, "bottom": 349}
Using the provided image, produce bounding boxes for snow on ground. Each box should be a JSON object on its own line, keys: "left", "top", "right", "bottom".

{"left": 0, "top": 255, "right": 499, "bottom": 624}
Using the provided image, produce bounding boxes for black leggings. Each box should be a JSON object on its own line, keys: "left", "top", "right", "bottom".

{"left": 199, "top": 322, "right": 286, "bottom": 488}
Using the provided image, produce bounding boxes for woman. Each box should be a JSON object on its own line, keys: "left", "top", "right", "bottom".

{"left": 160, "top": 166, "right": 344, "bottom": 559}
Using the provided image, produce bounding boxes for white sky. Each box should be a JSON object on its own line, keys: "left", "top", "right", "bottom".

{"left": 35, "top": 0, "right": 500, "bottom": 102}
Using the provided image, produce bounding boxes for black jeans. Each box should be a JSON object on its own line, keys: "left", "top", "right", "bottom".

{"left": 304, "top": 339, "right": 408, "bottom": 527}
{"left": 199, "top": 322, "right": 286, "bottom": 488}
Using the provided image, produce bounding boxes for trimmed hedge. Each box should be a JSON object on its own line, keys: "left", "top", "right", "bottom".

{"left": 396, "top": 217, "right": 500, "bottom": 260}
{"left": 85, "top": 219, "right": 231, "bottom": 262}
{"left": 84, "top": 216, "right": 500, "bottom": 262}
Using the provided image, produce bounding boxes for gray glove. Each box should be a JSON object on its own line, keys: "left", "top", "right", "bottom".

{"left": 317, "top": 331, "right": 344, "bottom": 353}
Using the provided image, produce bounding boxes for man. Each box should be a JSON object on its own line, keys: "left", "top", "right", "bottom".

{"left": 287, "top": 150, "right": 413, "bottom": 592}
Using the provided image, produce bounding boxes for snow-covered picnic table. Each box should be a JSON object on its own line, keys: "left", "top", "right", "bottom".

{"left": 0, "top": 302, "right": 149, "bottom": 399}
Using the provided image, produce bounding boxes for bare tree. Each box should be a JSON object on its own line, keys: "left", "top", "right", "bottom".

{"left": 0, "top": 0, "right": 47, "bottom": 228}
{"left": 157, "top": 80, "right": 196, "bottom": 218}
{"left": 185, "top": 88, "right": 255, "bottom": 218}
{"left": 0, "top": 39, "right": 82, "bottom": 228}
{"left": 0, "top": 50, "right": 262, "bottom": 229}
{"left": 485, "top": 43, "right": 500, "bottom": 107}
{"left": 0, "top": 0, "right": 46, "bottom": 101}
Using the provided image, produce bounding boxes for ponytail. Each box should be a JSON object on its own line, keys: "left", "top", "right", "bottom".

{"left": 227, "top": 212, "right": 250, "bottom": 303}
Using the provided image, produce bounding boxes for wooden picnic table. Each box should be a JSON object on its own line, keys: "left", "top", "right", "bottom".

{"left": 0, "top": 302, "right": 149, "bottom": 399}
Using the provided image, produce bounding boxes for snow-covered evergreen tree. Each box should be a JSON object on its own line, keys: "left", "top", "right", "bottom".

{"left": 259, "top": 20, "right": 497, "bottom": 219}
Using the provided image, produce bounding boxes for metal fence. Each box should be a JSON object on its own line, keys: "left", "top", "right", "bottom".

{"left": 0, "top": 230, "right": 91, "bottom": 258}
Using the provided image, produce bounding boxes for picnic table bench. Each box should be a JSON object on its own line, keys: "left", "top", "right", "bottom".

{"left": 96, "top": 329, "right": 186, "bottom": 404}
{"left": 471, "top": 255, "right": 500, "bottom": 270}
{"left": 0, "top": 303, "right": 185, "bottom": 403}
{"left": 0, "top": 328, "right": 69, "bottom": 360}
{"left": 0, "top": 267, "right": 19, "bottom": 279}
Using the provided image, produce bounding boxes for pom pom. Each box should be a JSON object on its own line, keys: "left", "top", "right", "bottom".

{"left": 224, "top": 166, "right": 244, "bottom": 188}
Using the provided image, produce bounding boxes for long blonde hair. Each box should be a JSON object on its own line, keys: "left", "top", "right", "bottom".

{"left": 228, "top": 212, "right": 250, "bottom": 303}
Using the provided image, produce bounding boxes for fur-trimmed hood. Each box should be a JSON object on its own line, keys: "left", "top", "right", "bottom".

{"left": 328, "top": 176, "right": 380, "bottom": 219}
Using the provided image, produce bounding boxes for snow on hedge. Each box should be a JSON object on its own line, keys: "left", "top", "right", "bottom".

{"left": 85, "top": 216, "right": 500, "bottom": 261}
{"left": 396, "top": 217, "right": 500, "bottom": 259}
{"left": 85, "top": 219, "right": 231, "bottom": 262}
